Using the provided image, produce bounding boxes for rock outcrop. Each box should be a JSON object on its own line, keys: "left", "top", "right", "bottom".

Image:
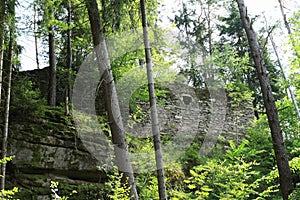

{"left": 6, "top": 68, "right": 254, "bottom": 199}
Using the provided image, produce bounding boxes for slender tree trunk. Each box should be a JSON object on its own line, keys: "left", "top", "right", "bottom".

{"left": 0, "top": 0, "right": 5, "bottom": 103}
{"left": 65, "top": 0, "right": 72, "bottom": 115}
{"left": 140, "top": 0, "right": 167, "bottom": 199}
{"left": 278, "top": 0, "right": 299, "bottom": 57}
{"left": 100, "top": 0, "right": 107, "bottom": 33}
{"left": 278, "top": 0, "right": 292, "bottom": 35}
{"left": 1, "top": 6, "right": 15, "bottom": 192}
{"left": 48, "top": 25, "right": 57, "bottom": 106}
{"left": 263, "top": 15, "right": 300, "bottom": 121}
{"left": 33, "top": 0, "right": 40, "bottom": 69}
{"left": 85, "top": 0, "right": 138, "bottom": 199}
{"left": 204, "top": 3, "right": 212, "bottom": 56}
{"left": 236, "top": 0, "right": 293, "bottom": 199}
{"left": 270, "top": 35, "right": 300, "bottom": 121}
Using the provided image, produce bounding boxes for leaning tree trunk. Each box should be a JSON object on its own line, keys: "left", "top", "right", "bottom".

{"left": 236, "top": 0, "right": 293, "bottom": 199}
{"left": 0, "top": 0, "right": 5, "bottom": 103}
{"left": 85, "top": 0, "right": 138, "bottom": 199}
{"left": 140, "top": 0, "right": 167, "bottom": 199}
{"left": 1, "top": 7, "right": 14, "bottom": 191}
{"left": 48, "top": 25, "right": 57, "bottom": 107}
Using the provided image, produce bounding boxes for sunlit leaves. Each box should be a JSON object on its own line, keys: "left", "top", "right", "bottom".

{"left": 213, "top": 45, "right": 254, "bottom": 107}
{"left": 179, "top": 157, "right": 277, "bottom": 200}
{"left": 289, "top": 11, "right": 300, "bottom": 92}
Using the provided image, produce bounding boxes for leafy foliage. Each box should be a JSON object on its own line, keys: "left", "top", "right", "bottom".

{"left": 10, "top": 77, "right": 46, "bottom": 119}
{"left": 169, "top": 138, "right": 280, "bottom": 199}
{"left": 1, "top": 187, "right": 19, "bottom": 200}
{"left": 105, "top": 167, "right": 131, "bottom": 200}
{"left": 0, "top": 156, "right": 18, "bottom": 199}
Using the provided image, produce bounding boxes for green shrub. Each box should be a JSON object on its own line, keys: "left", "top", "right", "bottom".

{"left": 178, "top": 158, "right": 278, "bottom": 199}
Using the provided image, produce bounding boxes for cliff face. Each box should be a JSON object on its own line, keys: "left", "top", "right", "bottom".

{"left": 7, "top": 69, "right": 254, "bottom": 199}
{"left": 8, "top": 108, "right": 109, "bottom": 199}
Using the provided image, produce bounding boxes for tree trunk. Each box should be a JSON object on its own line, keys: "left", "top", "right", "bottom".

{"left": 236, "top": 0, "right": 293, "bottom": 199}
{"left": 140, "top": 0, "right": 167, "bottom": 199}
{"left": 278, "top": 0, "right": 298, "bottom": 57}
{"left": 85, "top": 0, "right": 138, "bottom": 199}
{"left": 65, "top": 0, "right": 72, "bottom": 115}
{"left": 270, "top": 37, "right": 300, "bottom": 121}
{"left": 33, "top": 0, "right": 40, "bottom": 69}
{"left": 203, "top": 2, "right": 213, "bottom": 56}
{"left": 48, "top": 25, "right": 57, "bottom": 106}
{"left": 1, "top": 5, "right": 14, "bottom": 191}
{"left": 100, "top": 0, "right": 107, "bottom": 33}
{"left": 263, "top": 15, "right": 300, "bottom": 121}
{"left": 278, "top": 0, "right": 292, "bottom": 35}
{"left": 0, "top": 0, "right": 5, "bottom": 103}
